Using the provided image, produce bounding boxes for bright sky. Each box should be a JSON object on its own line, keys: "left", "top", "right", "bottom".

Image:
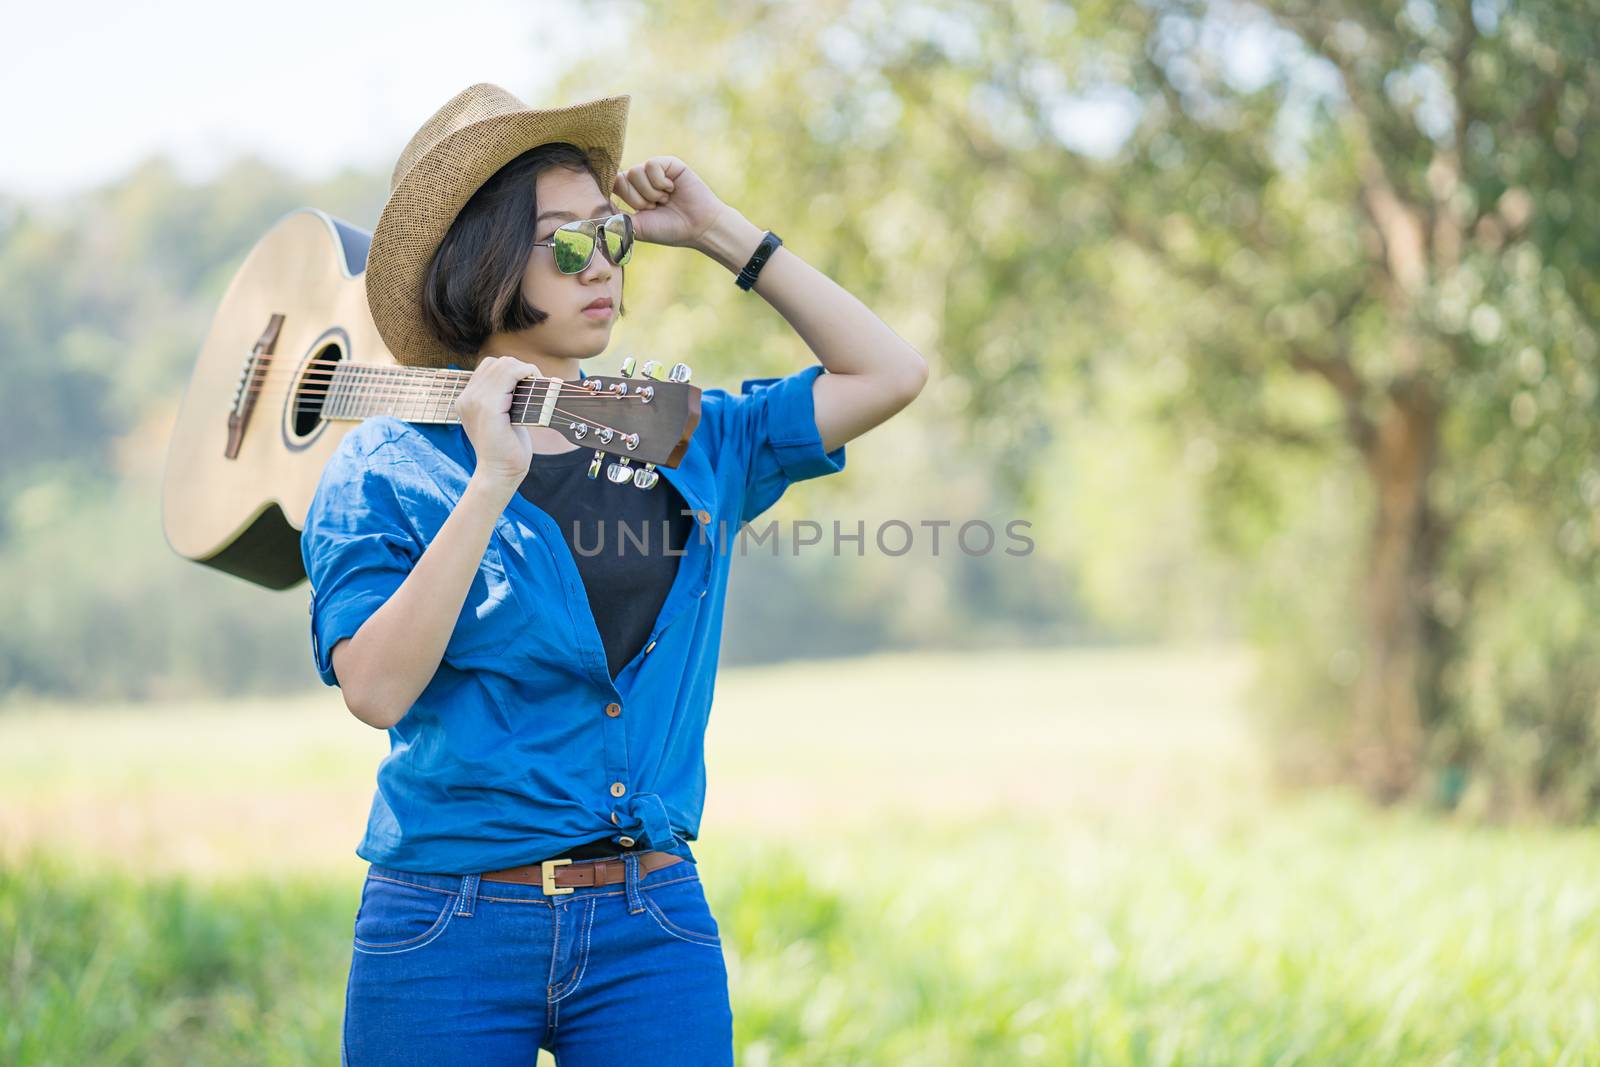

{"left": 2, "top": 1, "right": 1284, "bottom": 204}
{"left": 2, "top": 0, "right": 627, "bottom": 201}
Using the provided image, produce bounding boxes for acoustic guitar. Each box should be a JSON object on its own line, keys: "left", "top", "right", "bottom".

{"left": 160, "top": 208, "right": 701, "bottom": 591}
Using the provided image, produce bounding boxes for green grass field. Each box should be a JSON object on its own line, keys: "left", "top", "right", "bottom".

{"left": 3, "top": 647, "right": 1598, "bottom": 1064}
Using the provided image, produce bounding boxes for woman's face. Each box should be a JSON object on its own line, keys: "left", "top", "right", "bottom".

{"left": 518, "top": 166, "right": 623, "bottom": 362}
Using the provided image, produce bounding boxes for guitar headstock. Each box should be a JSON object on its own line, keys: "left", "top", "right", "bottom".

{"left": 528, "top": 357, "right": 700, "bottom": 488}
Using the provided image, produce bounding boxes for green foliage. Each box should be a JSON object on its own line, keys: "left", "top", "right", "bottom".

{"left": 584, "top": 0, "right": 1600, "bottom": 812}
{"left": 7, "top": 0, "right": 1600, "bottom": 814}
{"left": 7, "top": 802, "right": 1600, "bottom": 1063}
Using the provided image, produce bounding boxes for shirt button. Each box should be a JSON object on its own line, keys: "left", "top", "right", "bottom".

{"left": 611, "top": 811, "right": 620, "bottom": 825}
{"left": 610, "top": 782, "right": 626, "bottom": 797}
{"left": 618, "top": 835, "right": 636, "bottom": 847}
{"left": 695, "top": 509, "right": 711, "bottom": 525}
{"left": 605, "top": 702, "right": 621, "bottom": 717}
{"left": 644, "top": 640, "right": 656, "bottom": 655}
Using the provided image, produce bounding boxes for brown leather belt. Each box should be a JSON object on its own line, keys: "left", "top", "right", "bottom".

{"left": 481, "top": 850, "right": 684, "bottom": 896}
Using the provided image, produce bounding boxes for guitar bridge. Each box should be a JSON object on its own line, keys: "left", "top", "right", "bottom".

{"left": 224, "top": 313, "right": 284, "bottom": 459}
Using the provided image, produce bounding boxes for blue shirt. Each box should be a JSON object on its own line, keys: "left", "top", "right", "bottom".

{"left": 301, "top": 362, "right": 845, "bottom": 875}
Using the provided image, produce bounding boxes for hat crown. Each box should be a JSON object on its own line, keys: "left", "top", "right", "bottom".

{"left": 390, "top": 82, "right": 533, "bottom": 191}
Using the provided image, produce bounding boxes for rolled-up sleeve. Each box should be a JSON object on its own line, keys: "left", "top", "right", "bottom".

{"left": 301, "top": 439, "right": 420, "bottom": 687}
{"left": 732, "top": 363, "right": 847, "bottom": 524}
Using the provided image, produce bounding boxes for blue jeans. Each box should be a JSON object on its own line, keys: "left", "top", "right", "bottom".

{"left": 341, "top": 849, "right": 734, "bottom": 1065}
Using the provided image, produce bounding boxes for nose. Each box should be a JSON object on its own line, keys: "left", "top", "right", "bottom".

{"left": 579, "top": 245, "right": 614, "bottom": 283}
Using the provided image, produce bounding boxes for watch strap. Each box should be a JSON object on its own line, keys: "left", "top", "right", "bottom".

{"left": 735, "top": 230, "right": 783, "bottom": 291}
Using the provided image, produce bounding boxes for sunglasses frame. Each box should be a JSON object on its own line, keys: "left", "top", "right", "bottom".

{"left": 532, "top": 212, "right": 635, "bottom": 275}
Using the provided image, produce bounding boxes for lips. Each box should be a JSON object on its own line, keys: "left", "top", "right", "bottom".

{"left": 583, "top": 298, "right": 613, "bottom": 311}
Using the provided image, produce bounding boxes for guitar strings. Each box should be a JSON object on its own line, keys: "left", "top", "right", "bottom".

{"left": 227, "top": 358, "right": 674, "bottom": 446}
{"left": 238, "top": 355, "right": 650, "bottom": 406}
{"left": 280, "top": 362, "right": 645, "bottom": 439}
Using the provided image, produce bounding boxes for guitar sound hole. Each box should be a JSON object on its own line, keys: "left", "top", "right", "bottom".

{"left": 292, "top": 342, "right": 344, "bottom": 437}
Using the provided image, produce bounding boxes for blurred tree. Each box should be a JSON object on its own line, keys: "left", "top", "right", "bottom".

{"left": 600, "top": 0, "right": 1600, "bottom": 812}
{"left": 1101, "top": 0, "right": 1600, "bottom": 807}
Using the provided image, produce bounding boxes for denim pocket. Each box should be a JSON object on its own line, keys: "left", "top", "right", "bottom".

{"left": 352, "top": 875, "right": 458, "bottom": 956}
{"left": 640, "top": 871, "right": 722, "bottom": 948}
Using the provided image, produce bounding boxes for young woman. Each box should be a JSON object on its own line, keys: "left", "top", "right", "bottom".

{"left": 302, "top": 85, "right": 927, "bottom": 1065}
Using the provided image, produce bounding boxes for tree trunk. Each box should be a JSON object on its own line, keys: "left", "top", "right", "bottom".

{"left": 1352, "top": 382, "right": 1440, "bottom": 802}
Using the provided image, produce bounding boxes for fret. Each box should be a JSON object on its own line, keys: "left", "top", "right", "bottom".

{"left": 396, "top": 366, "right": 412, "bottom": 420}
{"left": 378, "top": 366, "right": 395, "bottom": 417}
{"left": 334, "top": 365, "right": 349, "bottom": 419}
{"left": 377, "top": 365, "right": 394, "bottom": 418}
{"left": 406, "top": 366, "right": 424, "bottom": 421}
{"left": 390, "top": 366, "right": 406, "bottom": 418}
{"left": 415, "top": 367, "right": 430, "bottom": 421}
{"left": 325, "top": 364, "right": 344, "bottom": 420}
{"left": 346, "top": 365, "right": 362, "bottom": 419}
{"left": 526, "top": 378, "right": 544, "bottom": 425}
{"left": 446, "top": 372, "right": 464, "bottom": 423}
{"left": 345, "top": 364, "right": 362, "bottom": 418}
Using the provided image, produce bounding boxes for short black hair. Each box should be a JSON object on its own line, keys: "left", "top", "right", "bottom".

{"left": 419, "top": 141, "right": 627, "bottom": 360}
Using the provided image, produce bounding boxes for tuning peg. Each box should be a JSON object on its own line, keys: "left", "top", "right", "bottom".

{"left": 586, "top": 449, "right": 604, "bottom": 480}
{"left": 632, "top": 462, "right": 659, "bottom": 489}
{"left": 606, "top": 456, "right": 634, "bottom": 483}
{"left": 619, "top": 355, "right": 637, "bottom": 377}
{"left": 668, "top": 362, "right": 692, "bottom": 383}
{"left": 641, "top": 359, "right": 664, "bottom": 380}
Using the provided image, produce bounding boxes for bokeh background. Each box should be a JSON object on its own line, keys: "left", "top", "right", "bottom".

{"left": 4, "top": 0, "right": 1599, "bottom": 1063}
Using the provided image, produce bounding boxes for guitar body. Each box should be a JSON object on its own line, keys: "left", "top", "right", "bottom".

{"left": 162, "top": 209, "right": 386, "bottom": 589}
{"left": 164, "top": 207, "right": 700, "bottom": 591}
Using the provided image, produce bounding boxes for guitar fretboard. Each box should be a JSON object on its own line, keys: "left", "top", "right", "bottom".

{"left": 321, "top": 364, "right": 467, "bottom": 422}
{"left": 321, "top": 363, "right": 558, "bottom": 425}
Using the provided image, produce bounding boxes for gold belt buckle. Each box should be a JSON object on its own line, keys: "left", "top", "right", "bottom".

{"left": 541, "top": 857, "right": 574, "bottom": 896}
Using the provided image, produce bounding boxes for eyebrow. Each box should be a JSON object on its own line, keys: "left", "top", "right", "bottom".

{"left": 537, "top": 203, "right": 613, "bottom": 225}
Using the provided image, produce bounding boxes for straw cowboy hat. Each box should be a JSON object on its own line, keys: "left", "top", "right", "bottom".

{"left": 365, "top": 83, "right": 631, "bottom": 368}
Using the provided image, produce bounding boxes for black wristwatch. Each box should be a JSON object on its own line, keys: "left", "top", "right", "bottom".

{"left": 735, "top": 230, "right": 783, "bottom": 291}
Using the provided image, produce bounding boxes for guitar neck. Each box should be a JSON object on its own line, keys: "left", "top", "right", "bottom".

{"left": 321, "top": 362, "right": 540, "bottom": 425}
{"left": 309, "top": 359, "right": 700, "bottom": 469}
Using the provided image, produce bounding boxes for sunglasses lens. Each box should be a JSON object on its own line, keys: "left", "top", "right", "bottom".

{"left": 603, "top": 214, "right": 633, "bottom": 266}
{"left": 551, "top": 223, "right": 597, "bottom": 273}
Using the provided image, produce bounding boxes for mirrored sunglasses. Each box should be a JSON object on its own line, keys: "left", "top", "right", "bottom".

{"left": 534, "top": 212, "right": 635, "bottom": 274}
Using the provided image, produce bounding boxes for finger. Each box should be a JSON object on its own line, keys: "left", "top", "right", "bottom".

{"left": 626, "top": 167, "right": 666, "bottom": 205}
{"left": 644, "top": 159, "right": 673, "bottom": 195}
{"left": 612, "top": 171, "right": 648, "bottom": 210}
{"left": 498, "top": 357, "right": 542, "bottom": 384}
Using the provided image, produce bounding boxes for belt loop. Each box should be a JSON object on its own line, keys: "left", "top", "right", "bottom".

{"left": 623, "top": 850, "right": 644, "bottom": 914}
{"left": 456, "top": 873, "right": 480, "bottom": 917}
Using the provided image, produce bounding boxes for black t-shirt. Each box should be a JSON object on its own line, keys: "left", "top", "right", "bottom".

{"left": 516, "top": 446, "right": 695, "bottom": 682}
{"left": 517, "top": 446, "right": 697, "bottom": 863}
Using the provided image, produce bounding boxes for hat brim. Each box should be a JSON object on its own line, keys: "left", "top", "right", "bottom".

{"left": 365, "top": 94, "right": 630, "bottom": 368}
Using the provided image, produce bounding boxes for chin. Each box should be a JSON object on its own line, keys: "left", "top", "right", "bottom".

{"left": 573, "top": 337, "right": 612, "bottom": 360}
